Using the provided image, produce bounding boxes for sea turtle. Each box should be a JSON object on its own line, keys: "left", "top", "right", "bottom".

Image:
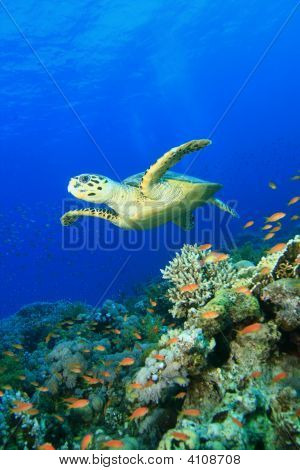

{"left": 61, "top": 139, "right": 238, "bottom": 230}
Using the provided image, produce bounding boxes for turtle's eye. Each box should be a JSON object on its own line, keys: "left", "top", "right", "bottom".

{"left": 79, "top": 175, "right": 91, "bottom": 184}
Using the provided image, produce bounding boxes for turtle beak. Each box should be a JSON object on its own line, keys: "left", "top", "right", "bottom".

{"left": 68, "top": 178, "right": 87, "bottom": 200}
{"left": 68, "top": 178, "right": 79, "bottom": 193}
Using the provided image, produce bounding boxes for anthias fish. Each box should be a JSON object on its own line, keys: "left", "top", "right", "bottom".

{"left": 266, "top": 212, "right": 286, "bottom": 222}
{"left": 129, "top": 407, "right": 149, "bottom": 420}
{"left": 202, "top": 311, "right": 220, "bottom": 319}
{"left": 268, "top": 243, "right": 287, "bottom": 254}
{"left": 238, "top": 323, "right": 262, "bottom": 335}
{"left": 104, "top": 440, "right": 124, "bottom": 448}
{"left": 243, "top": 220, "right": 254, "bottom": 229}
{"left": 81, "top": 434, "right": 93, "bottom": 450}
{"left": 119, "top": 357, "right": 135, "bottom": 366}
{"left": 180, "top": 283, "right": 198, "bottom": 293}
{"left": 67, "top": 399, "right": 89, "bottom": 409}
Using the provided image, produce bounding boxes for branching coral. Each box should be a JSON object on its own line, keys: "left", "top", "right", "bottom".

{"left": 161, "top": 245, "right": 236, "bottom": 318}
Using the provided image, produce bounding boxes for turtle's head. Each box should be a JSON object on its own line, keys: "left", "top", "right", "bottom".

{"left": 68, "top": 174, "right": 115, "bottom": 203}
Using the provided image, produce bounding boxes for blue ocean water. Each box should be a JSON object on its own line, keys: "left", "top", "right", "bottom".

{"left": 0, "top": 0, "right": 299, "bottom": 318}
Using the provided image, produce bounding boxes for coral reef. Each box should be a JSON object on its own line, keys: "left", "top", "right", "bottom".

{"left": 261, "top": 279, "right": 300, "bottom": 331}
{"left": 0, "top": 236, "right": 299, "bottom": 450}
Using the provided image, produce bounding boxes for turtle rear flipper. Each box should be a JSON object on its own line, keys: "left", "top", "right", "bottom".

{"left": 209, "top": 198, "right": 239, "bottom": 218}
{"left": 140, "top": 139, "right": 211, "bottom": 198}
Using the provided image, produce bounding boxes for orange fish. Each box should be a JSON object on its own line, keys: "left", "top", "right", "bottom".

{"left": 12, "top": 343, "right": 23, "bottom": 350}
{"left": 119, "top": 357, "right": 135, "bottom": 366}
{"left": 45, "top": 333, "right": 54, "bottom": 344}
{"left": 144, "top": 379, "right": 154, "bottom": 387}
{"left": 270, "top": 225, "right": 281, "bottom": 233}
{"left": 174, "top": 392, "right": 186, "bottom": 399}
{"left": 272, "top": 372, "right": 287, "bottom": 383}
{"left": 68, "top": 399, "right": 89, "bottom": 409}
{"left": 0, "top": 391, "right": 4, "bottom": 397}
{"left": 63, "top": 397, "right": 79, "bottom": 404}
{"left": 26, "top": 409, "right": 40, "bottom": 416}
{"left": 31, "top": 382, "right": 39, "bottom": 387}
{"left": 238, "top": 323, "right": 262, "bottom": 335}
{"left": 231, "top": 417, "right": 243, "bottom": 428}
{"left": 129, "top": 407, "right": 149, "bottom": 420}
{"left": 101, "top": 371, "right": 111, "bottom": 378}
{"left": 166, "top": 337, "right": 179, "bottom": 346}
{"left": 202, "top": 311, "right": 220, "bottom": 320}
{"left": 70, "top": 367, "right": 82, "bottom": 374}
{"left": 266, "top": 212, "right": 286, "bottom": 222}
{"left": 104, "top": 440, "right": 124, "bottom": 449}
{"left": 268, "top": 243, "right": 287, "bottom": 254}
{"left": 37, "top": 387, "right": 49, "bottom": 392}
{"left": 153, "top": 354, "right": 165, "bottom": 361}
{"left": 150, "top": 299, "right": 157, "bottom": 307}
{"left": 17, "top": 375, "right": 26, "bottom": 381}
{"left": 94, "top": 345, "right": 106, "bottom": 351}
{"left": 243, "top": 221, "right": 254, "bottom": 229}
{"left": 112, "top": 329, "right": 121, "bottom": 335}
{"left": 83, "top": 376, "right": 102, "bottom": 385}
{"left": 129, "top": 383, "right": 143, "bottom": 390}
{"left": 182, "top": 409, "right": 201, "bottom": 417}
{"left": 218, "top": 253, "right": 230, "bottom": 262}
{"left": 11, "top": 402, "right": 33, "bottom": 413}
{"left": 199, "top": 243, "right": 212, "bottom": 251}
{"left": 235, "top": 287, "right": 252, "bottom": 296}
{"left": 269, "top": 181, "right": 277, "bottom": 190}
{"left": 207, "top": 252, "right": 229, "bottom": 263}
{"left": 81, "top": 434, "right": 93, "bottom": 450}
{"left": 133, "top": 332, "right": 142, "bottom": 340}
{"left": 172, "top": 431, "right": 189, "bottom": 441}
{"left": 54, "top": 415, "right": 64, "bottom": 423}
{"left": 262, "top": 224, "right": 273, "bottom": 230}
{"left": 3, "top": 351, "right": 16, "bottom": 358}
{"left": 288, "top": 196, "right": 300, "bottom": 206}
{"left": 38, "top": 443, "right": 55, "bottom": 450}
{"left": 180, "top": 283, "right": 199, "bottom": 293}
{"left": 251, "top": 371, "right": 262, "bottom": 379}
{"left": 3, "top": 385, "right": 12, "bottom": 390}
{"left": 260, "top": 267, "right": 271, "bottom": 275}
{"left": 200, "top": 251, "right": 218, "bottom": 264}
{"left": 264, "top": 232, "right": 275, "bottom": 241}
{"left": 147, "top": 308, "right": 154, "bottom": 313}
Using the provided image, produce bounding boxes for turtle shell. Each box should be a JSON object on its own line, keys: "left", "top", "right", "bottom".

{"left": 123, "top": 171, "right": 215, "bottom": 188}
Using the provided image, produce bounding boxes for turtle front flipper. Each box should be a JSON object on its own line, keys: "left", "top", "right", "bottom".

{"left": 61, "top": 208, "right": 121, "bottom": 226}
{"left": 140, "top": 139, "right": 211, "bottom": 198}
